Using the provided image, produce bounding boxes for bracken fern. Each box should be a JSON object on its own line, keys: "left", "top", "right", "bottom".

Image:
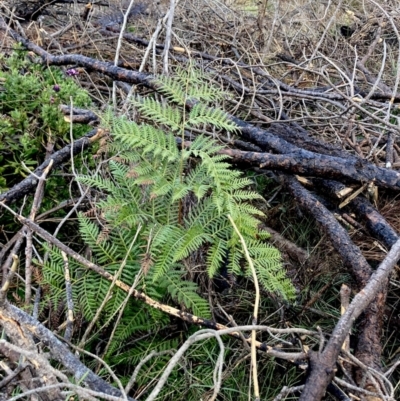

{"left": 44, "top": 68, "right": 295, "bottom": 378}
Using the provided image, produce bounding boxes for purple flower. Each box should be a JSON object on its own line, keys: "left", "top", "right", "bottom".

{"left": 66, "top": 68, "right": 79, "bottom": 76}
{"left": 53, "top": 84, "right": 60, "bottom": 92}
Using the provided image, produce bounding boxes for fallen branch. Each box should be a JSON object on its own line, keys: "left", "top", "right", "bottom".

{"left": 220, "top": 147, "right": 400, "bottom": 190}
{"left": 0, "top": 300, "right": 136, "bottom": 400}
{"left": 351, "top": 197, "right": 399, "bottom": 247}
{"left": 0, "top": 128, "right": 102, "bottom": 204}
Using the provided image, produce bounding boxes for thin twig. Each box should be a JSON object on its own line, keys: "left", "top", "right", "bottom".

{"left": 228, "top": 214, "right": 260, "bottom": 400}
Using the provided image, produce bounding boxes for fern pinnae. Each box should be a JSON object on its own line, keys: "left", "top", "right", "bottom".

{"left": 164, "top": 271, "right": 210, "bottom": 318}
{"left": 207, "top": 239, "right": 228, "bottom": 278}
{"left": 78, "top": 215, "right": 120, "bottom": 264}
{"left": 172, "top": 226, "right": 213, "bottom": 262}
{"left": 149, "top": 177, "right": 174, "bottom": 199}
{"left": 188, "top": 104, "right": 237, "bottom": 131}
{"left": 78, "top": 174, "right": 119, "bottom": 195}
{"left": 133, "top": 97, "right": 182, "bottom": 131}
{"left": 171, "top": 182, "right": 191, "bottom": 202}
{"left": 150, "top": 225, "right": 183, "bottom": 280}
{"left": 155, "top": 74, "right": 187, "bottom": 104}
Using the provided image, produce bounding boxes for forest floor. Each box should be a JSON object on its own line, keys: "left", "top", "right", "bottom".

{"left": 1, "top": 0, "right": 400, "bottom": 400}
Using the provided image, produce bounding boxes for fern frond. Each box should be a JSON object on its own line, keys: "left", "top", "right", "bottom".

{"left": 112, "top": 118, "right": 179, "bottom": 163}
{"left": 150, "top": 226, "right": 184, "bottom": 281}
{"left": 78, "top": 174, "right": 119, "bottom": 195}
{"left": 105, "top": 304, "right": 150, "bottom": 357}
{"left": 78, "top": 215, "right": 120, "bottom": 264}
{"left": 189, "top": 135, "right": 224, "bottom": 155}
{"left": 171, "top": 182, "right": 192, "bottom": 202}
{"left": 75, "top": 66, "right": 296, "bottom": 349}
{"left": 174, "top": 67, "right": 222, "bottom": 102}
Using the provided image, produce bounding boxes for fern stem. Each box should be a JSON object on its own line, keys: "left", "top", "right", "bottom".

{"left": 228, "top": 214, "right": 260, "bottom": 400}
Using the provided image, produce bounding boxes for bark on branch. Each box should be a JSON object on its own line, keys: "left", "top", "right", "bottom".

{"left": 0, "top": 300, "right": 136, "bottom": 400}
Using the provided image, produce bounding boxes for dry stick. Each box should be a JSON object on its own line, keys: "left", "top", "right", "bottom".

{"left": 25, "top": 159, "right": 53, "bottom": 305}
{"left": 293, "top": 0, "right": 343, "bottom": 87}
{"left": 367, "top": 0, "right": 400, "bottom": 99}
{"left": 334, "top": 377, "right": 392, "bottom": 401}
{"left": 112, "top": 0, "right": 138, "bottom": 109}
{"left": 145, "top": 325, "right": 306, "bottom": 401}
{"left": 61, "top": 251, "right": 74, "bottom": 342}
{"left": 340, "top": 284, "right": 351, "bottom": 354}
{"left": 298, "top": 53, "right": 399, "bottom": 135}
{"left": 228, "top": 215, "right": 260, "bottom": 401}
{"left": 0, "top": 347, "right": 35, "bottom": 398}
{"left": 6, "top": 382, "right": 125, "bottom": 401}
{"left": 0, "top": 128, "right": 101, "bottom": 204}
{"left": 0, "top": 255, "right": 19, "bottom": 305}
{"left": 146, "top": 328, "right": 225, "bottom": 401}
{"left": 162, "top": 0, "right": 176, "bottom": 75}
{"left": 0, "top": 362, "right": 28, "bottom": 390}
{"left": 124, "top": 350, "right": 174, "bottom": 394}
{"left": 341, "top": 348, "right": 395, "bottom": 399}
{"left": 350, "top": 196, "right": 399, "bottom": 248}
{"left": 272, "top": 385, "right": 305, "bottom": 401}
{"left": 386, "top": 132, "right": 394, "bottom": 169}
{"left": 0, "top": 231, "right": 23, "bottom": 267}
{"left": 122, "top": 1, "right": 181, "bottom": 111}
{"left": 366, "top": 41, "right": 393, "bottom": 161}
{"left": 1, "top": 233, "right": 24, "bottom": 287}
{"left": 359, "top": 33, "right": 386, "bottom": 105}
{"left": 61, "top": 340, "right": 129, "bottom": 401}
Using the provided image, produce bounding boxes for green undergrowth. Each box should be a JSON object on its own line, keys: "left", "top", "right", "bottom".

{"left": 0, "top": 46, "right": 91, "bottom": 191}
{"left": 0, "top": 47, "right": 93, "bottom": 246}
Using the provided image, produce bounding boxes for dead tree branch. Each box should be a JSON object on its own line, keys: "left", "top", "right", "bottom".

{"left": 0, "top": 128, "right": 102, "bottom": 204}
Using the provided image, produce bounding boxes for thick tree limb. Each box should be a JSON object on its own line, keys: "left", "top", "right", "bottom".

{"left": 221, "top": 147, "right": 400, "bottom": 191}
